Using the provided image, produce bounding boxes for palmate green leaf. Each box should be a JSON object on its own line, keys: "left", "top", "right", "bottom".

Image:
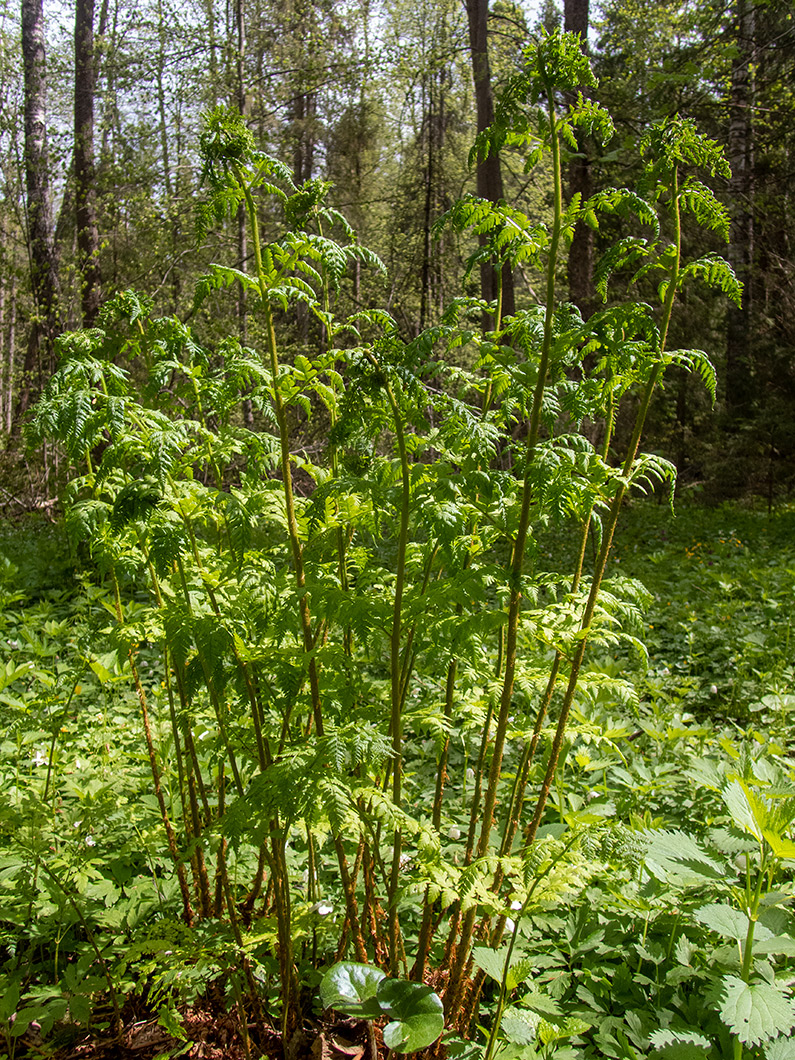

{"left": 471, "top": 946, "right": 510, "bottom": 984}
{"left": 763, "top": 830, "right": 795, "bottom": 860}
{"left": 754, "top": 936, "right": 795, "bottom": 957}
{"left": 717, "top": 976, "right": 795, "bottom": 1045}
{"left": 472, "top": 953, "right": 536, "bottom": 992}
{"left": 538, "top": 1016, "right": 591, "bottom": 1045}
{"left": 521, "top": 993, "right": 563, "bottom": 1021}
{"left": 377, "top": 978, "right": 444, "bottom": 1053}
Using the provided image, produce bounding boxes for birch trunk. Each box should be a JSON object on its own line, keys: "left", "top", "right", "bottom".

{"left": 17, "top": 0, "right": 60, "bottom": 425}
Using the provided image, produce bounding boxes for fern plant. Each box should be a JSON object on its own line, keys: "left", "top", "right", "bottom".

{"left": 27, "top": 31, "right": 740, "bottom": 1054}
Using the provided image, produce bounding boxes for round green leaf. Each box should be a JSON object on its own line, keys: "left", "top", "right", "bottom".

{"left": 377, "top": 978, "right": 444, "bottom": 1053}
{"left": 320, "top": 962, "right": 386, "bottom": 1018}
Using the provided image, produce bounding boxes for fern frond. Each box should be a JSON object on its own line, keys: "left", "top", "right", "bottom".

{"left": 193, "top": 264, "right": 261, "bottom": 312}
{"left": 664, "top": 348, "right": 718, "bottom": 403}
{"left": 594, "top": 237, "right": 652, "bottom": 301}
{"left": 678, "top": 254, "right": 742, "bottom": 306}
{"left": 678, "top": 179, "right": 731, "bottom": 240}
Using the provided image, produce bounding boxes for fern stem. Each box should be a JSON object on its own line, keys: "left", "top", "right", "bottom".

{"left": 445, "top": 75, "right": 564, "bottom": 1020}
{"left": 496, "top": 424, "right": 613, "bottom": 863}
{"left": 524, "top": 168, "right": 682, "bottom": 848}
{"left": 235, "top": 161, "right": 325, "bottom": 742}
{"left": 165, "top": 655, "right": 214, "bottom": 917}
{"left": 412, "top": 644, "right": 458, "bottom": 981}
{"left": 218, "top": 841, "right": 269, "bottom": 1034}
{"left": 172, "top": 552, "right": 245, "bottom": 797}
{"left": 361, "top": 355, "right": 412, "bottom": 975}
{"left": 110, "top": 570, "right": 194, "bottom": 926}
{"left": 167, "top": 478, "right": 273, "bottom": 772}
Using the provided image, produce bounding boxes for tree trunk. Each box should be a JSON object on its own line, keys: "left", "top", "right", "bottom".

{"left": 465, "top": 0, "right": 515, "bottom": 323}
{"left": 18, "top": 0, "right": 60, "bottom": 426}
{"left": 564, "top": 0, "right": 593, "bottom": 317}
{"left": 75, "top": 0, "right": 101, "bottom": 325}
{"left": 155, "top": 0, "right": 173, "bottom": 202}
{"left": 6, "top": 280, "right": 17, "bottom": 434}
{"left": 419, "top": 78, "right": 434, "bottom": 334}
{"left": 291, "top": 89, "right": 317, "bottom": 185}
{"left": 233, "top": 0, "right": 254, "bottom": 426}
{"left": 725, "top": 0, "right": 755, "bottom": 417}
{"left": 0, "top": 274, "right": 5, "bottom": 431}
{"left": 205, "top": 0, "right": 218, "bottom": 107}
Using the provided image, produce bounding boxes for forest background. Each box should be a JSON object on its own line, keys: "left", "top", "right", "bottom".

{"left": 0, "top": 0, "right": 794, "bottom": 507}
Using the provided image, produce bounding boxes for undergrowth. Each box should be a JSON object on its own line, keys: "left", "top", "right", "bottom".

{"left": 2, "top": 503, "right": 794, "bottom": 1058}
{"left": 2, "top": 30, "right": 794, "bottom": 1060}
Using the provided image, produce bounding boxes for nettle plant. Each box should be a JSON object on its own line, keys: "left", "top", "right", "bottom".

{"left": 29, "top": 30, "right": 741, "bottom": 1055}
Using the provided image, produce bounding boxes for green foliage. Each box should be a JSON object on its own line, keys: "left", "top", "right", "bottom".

{"left": 320, "top": 962, "right": 444, "bottom": 1053}
{"left": 378, "top": 979, "right": 445, "bottom": 1053}
{"left": 322, "top": 966, "right": 449, "bottom": 1055}
{"left": 10, "top": 29, "right": 784, "bottom": 1060}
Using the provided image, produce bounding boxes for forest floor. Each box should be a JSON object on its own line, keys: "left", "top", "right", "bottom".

{"left": 26, "top": 1007, "right": 373, "bottom": 1060}
{"left": 3, "top": 497, "right": 795, "bottom": 1060}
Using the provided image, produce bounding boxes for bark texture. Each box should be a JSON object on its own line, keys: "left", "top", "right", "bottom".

{"left": 18, "top": 0, "right": 60, "bottom": 425}
{"left": 564, "top": 0, "right": 593, "bottom": 318}
{"left": 466, "top": 0, "right": 515, "bottom": 322}
{"left": 75, "top": 0, "right": 102, "bottom": 325}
